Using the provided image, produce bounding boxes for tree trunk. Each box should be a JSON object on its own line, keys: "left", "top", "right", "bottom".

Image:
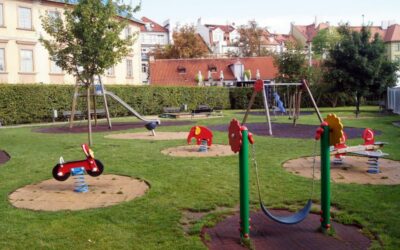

{"left": 355, "top": 93, "right": 361, "bottom": 118}
{"left": 87, "top": 86, "right": 93, "bottom": 146}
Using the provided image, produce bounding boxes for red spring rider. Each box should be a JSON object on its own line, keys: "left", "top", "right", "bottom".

{"left": 187, "top": 126, "right": 213, "bottom": 146}
{"left": 362, "top": 128, "right": 375, "bottom": 146}
{"left": 52, "top": 144, "right": 104, "bottom": 181}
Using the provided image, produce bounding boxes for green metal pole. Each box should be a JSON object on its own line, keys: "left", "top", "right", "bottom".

{"left": 320, "top": 124, "right": 331, "bottom": 230}
{"left": 239, "top": 129, "right": 250, "bottom": 240}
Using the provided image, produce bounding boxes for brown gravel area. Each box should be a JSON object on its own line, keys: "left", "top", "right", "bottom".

{"left": 161, "top": 144, "right": 236, "bottom": 157}
{"left": 105, "top": 131, "right": 188, "bottom": 140}
{"left": 202, "top": 210, "right": 371, "bottom": 250}
{"left": 33, "top": 121, "right": 194, "bottom": 134}
{"left": 283, "top": 156, "right": 400, "bottom": 185}
{"left": 9, "top": 174, "right": 149, "bottom": 211}
{"left": 0, "top": 150, "right": 10, "bottom": 165}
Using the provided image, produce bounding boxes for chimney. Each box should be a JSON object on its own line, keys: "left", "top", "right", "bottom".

{"left": 381, "top": 20, "right": 388, "bottom": 30}
{"left": 197, "top": 18, "right": 202, "bottom": 26}
{"left": 314, "top": 16, "right": 318, "bottom": 28}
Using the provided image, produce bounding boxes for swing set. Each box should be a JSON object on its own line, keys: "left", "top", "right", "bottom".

{"left": 229, "top": 108, "right": 354, "bottom": 242}
{"left": 242, "top": 79, "right": 323, "bottom": 136}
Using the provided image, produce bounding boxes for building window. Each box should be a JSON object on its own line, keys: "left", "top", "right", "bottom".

{"left": 50, "top": 60, "right": 62, "bottom": 74}
{"left": 126, "top": 59, "right": 133, "bottom": 77}
{"left": 397, "top": 43, "right": 400, "bottom": 52}
{"left": 0, "top": 48, "right": 5, "bottom": 72}
{"left": 177, "top": 66, "right": 186, "bottom": 74}
{"left": 107, "top": 66, "right": 115, "bottom": 76}
{"left": 20, "top": 49, "right": 33, "bottom": 72}
{"left": 142, "top": 63, "right": 147, "bottom": 73}
{"left": 395, "top": 55, "right": 400, "bottom": 63}
{"left": 18, "top": 7, "right": 32, "bottom": 30}
{"left": 0, "top": 4, "right": 4, "bottom": 27}
{"left": 125, "top": 26, "right": 132, "bottom": 39}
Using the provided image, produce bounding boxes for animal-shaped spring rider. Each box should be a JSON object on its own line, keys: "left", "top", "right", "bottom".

{"left": 52, "top": 144, "right": 104, "bottom": 192}
{"left": 187, "top": 126, "right": 213, "bottom": 152}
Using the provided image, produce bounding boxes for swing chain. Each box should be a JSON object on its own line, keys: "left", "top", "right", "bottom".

{"left": 250, "top": 143, "right": 263, "bottom": 204}
{"left": 250, "top": 139, "right": 319, "bottom": 204}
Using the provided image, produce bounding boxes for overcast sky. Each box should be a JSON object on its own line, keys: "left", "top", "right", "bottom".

{"left": 133, "top": 0, "right": 400, "bottom": 33}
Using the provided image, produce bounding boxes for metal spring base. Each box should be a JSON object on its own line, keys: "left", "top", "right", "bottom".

{"left": 198, "top": 139, "right": 208, "bottom": 152}
{"left": 71, "top": 167, "right": 89, "bottom": 193}
{"left": 333, "top": 156, "right": 344, "bottom": 165}
{"left": 367, "top": 157, "right": 381, "bottom": 174}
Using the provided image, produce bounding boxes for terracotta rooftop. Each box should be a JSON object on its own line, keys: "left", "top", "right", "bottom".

{"left": 141, "top": 17, "right": 168, "bottom": 32}
{"left": 293, "top": 23, "right": 330, "bottom": 42}
{"left": 384, "top": 24, "right": 400, "bottom": 42}
{"left": 149, "top": 57, "right": 278, "bottom": 86}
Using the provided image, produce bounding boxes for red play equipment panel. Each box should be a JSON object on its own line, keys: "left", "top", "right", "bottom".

{"left": 187, "top": 126, "right": 213, "bottom": 146}
{"left": 52, "top": 144, "right": 104, "bottom": 181}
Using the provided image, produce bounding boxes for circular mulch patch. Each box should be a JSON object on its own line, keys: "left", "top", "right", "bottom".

{"left": 33, "top": 121, "right": 194, "bottom": 134}
{"left": 161, "top": 144, "right": 235, "bottom": 157}
{"left": 0, "top": 150, "right": 10, "bottom": 165}
{"left": 393, "top": 121, "right": 400, "bottom": 127}
{"left": 9, "top": 174, "right": 149, "bottom": 211}
{"left": 209, "top": 122, "right": 381, "bottom": 139}
{"left": 283, "top": 156, "right": 400, "bottom": 185}
{"left": 202, "top": 210, "right": 371, "bottom": 250}
{"left": 105, "top": 131, "right": 188, "bottom": 140}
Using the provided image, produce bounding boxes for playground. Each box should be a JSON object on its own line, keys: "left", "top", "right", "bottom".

{"left": 0, "top": 105, "right": 399, "bottom": 249}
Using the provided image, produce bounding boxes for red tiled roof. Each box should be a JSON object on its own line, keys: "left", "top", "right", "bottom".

{"left": 149, "top": 57, "right": 278, "bottom": 86}
{"left": 350, "top": 26, "right": 386, "bottom": 40}
{"left": 205, "top": 24, "right": 235, "bottom": 33}
{"left": 293, "top": 23, "right": 330, "bottom": 42}
{"left": 141, "top": 17, "right": 168, "bottom": 32}
{"left": 384, "top": 24, "right": 400, "bottom": 42}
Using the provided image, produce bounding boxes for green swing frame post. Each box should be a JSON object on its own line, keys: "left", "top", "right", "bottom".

{"left": 320, "top": 124, "right": 331, "bottom": 230}
{"left": 239, "top": 128, "right": 250, "bottom": 241}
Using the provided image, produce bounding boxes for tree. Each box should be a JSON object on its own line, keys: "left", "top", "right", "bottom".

{"left": 273, "top": 41, "right": 308, "bottom": 82}
{"left": 324, "top": 25, "right": 399, "bottom": 116}
{"left": 235, "top": 20, "right": 269, "bottom": 57}
{"left": 152, "top": 25, "right": 209, "bottom": 59}
{"left": 312, "top": 27, "right": 342, "bottom": 58}
{"left": 40, "top": 0, "right": 139, "bottom": 145}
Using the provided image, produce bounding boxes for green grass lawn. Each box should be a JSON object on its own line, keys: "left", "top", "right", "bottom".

{"left": 0, "top": 106, "right": 399, "bottom": 249}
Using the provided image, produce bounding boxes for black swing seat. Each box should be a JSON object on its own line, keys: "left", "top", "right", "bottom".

{"left": 260, "top": 199, "right": 312, "bottom": 225}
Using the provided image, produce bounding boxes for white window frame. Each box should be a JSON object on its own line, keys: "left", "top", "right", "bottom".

{"left": 126, "top": 59, "right": 133, "bottom": 78}
{"left": 106, "top": 66, "right": 115, "bottom": 76}
{"left": 0, "top": 3, "right": 4, "bottom": 27}
{"left": 20, "top": 49, "right": 34, "bottom": 73}
{"left": 0, "top": 48, "right": 5, "bottom": 72}
{"left": 50, "top": 59, "right": 62, "bottom": 74}
{"left": 18, "top": 6, "right": 32, "bottom": 30}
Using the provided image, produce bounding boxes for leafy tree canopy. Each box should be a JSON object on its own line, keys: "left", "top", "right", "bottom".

{"left": 152, "top": 25, "right": 209, "bottom": 59}
{"left": 312, "top": 27, "right": 342, "bottom": 57}
{"left": 273, "top": 41, "right": 308, "bottom": 82}
{"left": 234, "top": 20, "right": 270, "bottom": 57}
{"left": 40, "top": 0, "right": 139, "bottom": 86}
{"left": 324, "top": 25, "right": 399, "bottom": 115}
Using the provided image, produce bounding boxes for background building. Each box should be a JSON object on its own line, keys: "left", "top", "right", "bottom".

{"left": 140, "top": 17, "right": 170, "bottom": 83}
{"left": 0, "top": 0, "right": 144, "bottom": 84}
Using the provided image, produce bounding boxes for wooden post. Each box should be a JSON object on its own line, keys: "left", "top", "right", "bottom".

{"left": 69, "top": 83, "right": 80, "bottom": 129}
{"left": 86, "top": 86, "right": 93, "bottom": 146}
{"left": 262, "top": 84, "right": 273, "bottom": 135}
{"left": 302, "top": 79, "right": 323, "bottom": 123}
{"left": 242, "top": 91, "right": 257, "bottom": 125}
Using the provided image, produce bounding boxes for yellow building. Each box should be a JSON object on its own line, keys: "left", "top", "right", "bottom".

{"left": 0, "top": 0, "right": 144, "bottom": 84}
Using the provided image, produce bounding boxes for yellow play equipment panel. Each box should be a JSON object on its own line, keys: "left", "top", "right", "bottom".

{"left": 324, "top": 113, "right": 344, "bottom": 146}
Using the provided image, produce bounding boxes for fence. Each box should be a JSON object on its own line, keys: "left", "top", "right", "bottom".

{"left": 387, "top": 87, "right": 400, "bottom": 114}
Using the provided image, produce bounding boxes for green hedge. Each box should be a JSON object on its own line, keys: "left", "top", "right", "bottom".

{"left": 0, "top": 84, "right": 359, "bottom": 125}
{"left": 0, "top": 84, "right": 230, "bottom": 125}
